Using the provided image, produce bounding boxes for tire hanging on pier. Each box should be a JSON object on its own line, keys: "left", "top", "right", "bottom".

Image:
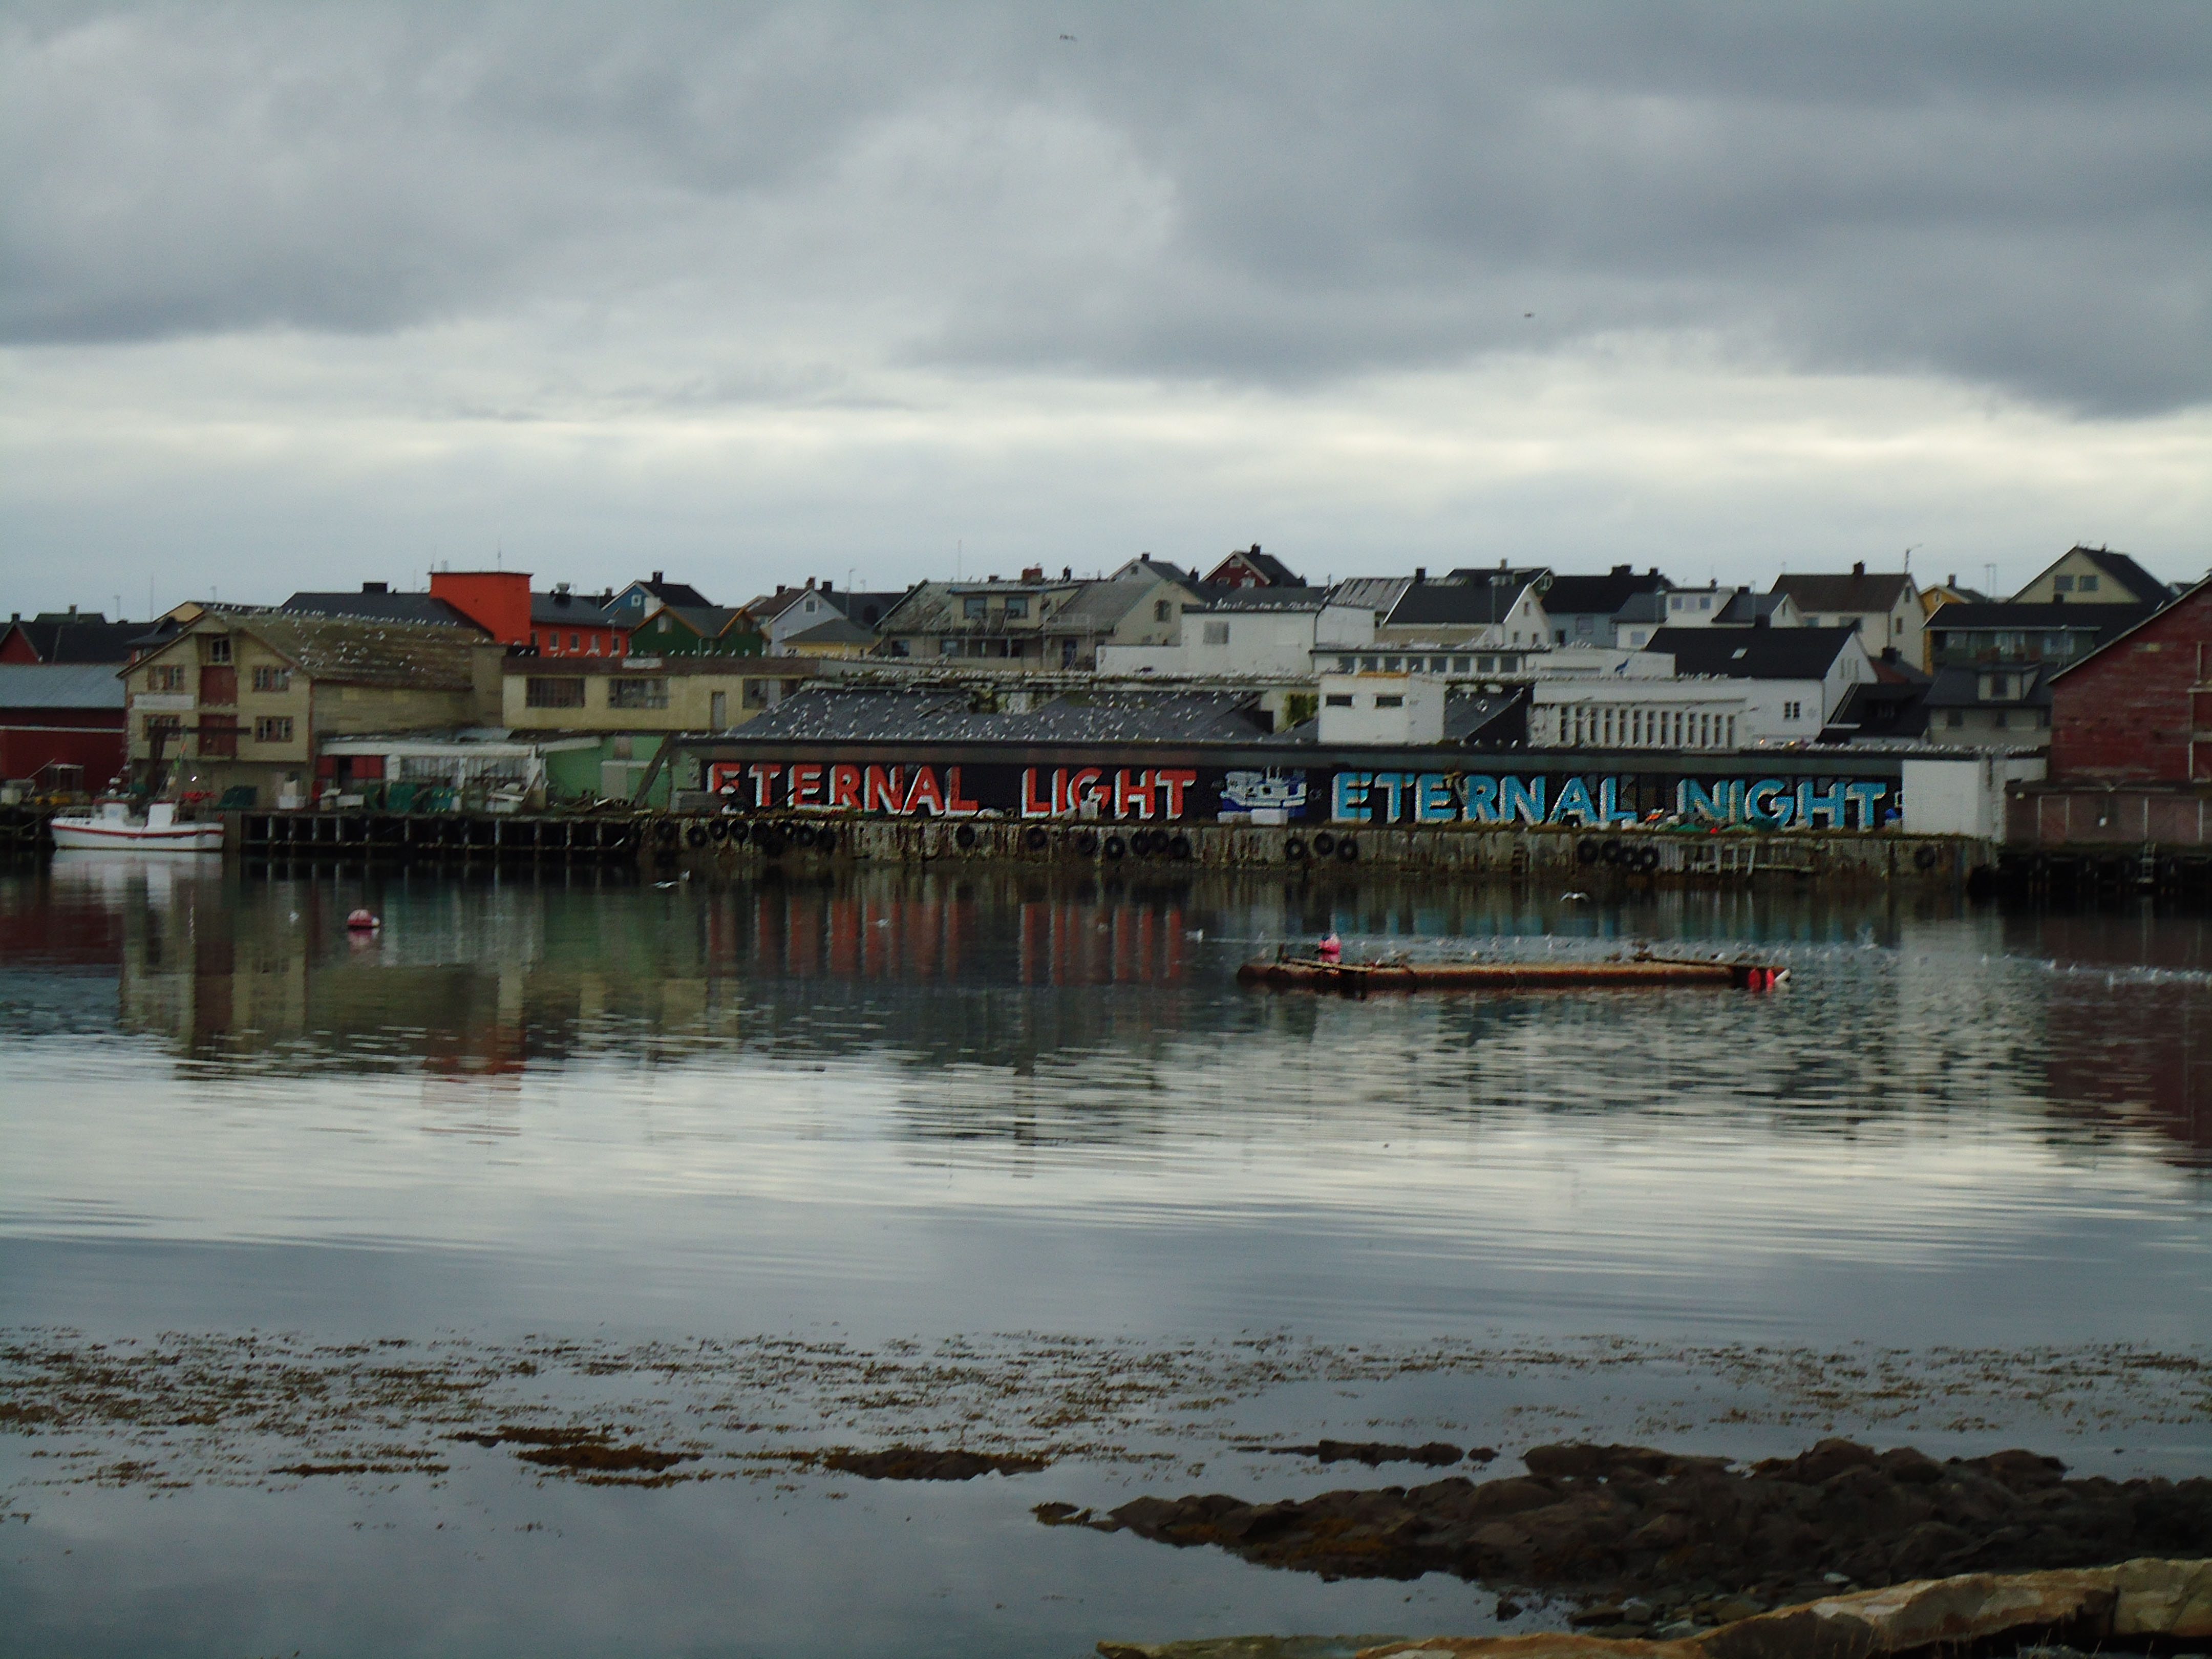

{"left": 1312, "top": 831, "right": 1336, "bottom": 857}
{"left": 1335, "top": 838, "right": 1359, "bottom": 863}
{"left": 1074, "top": 830, "right": 1099, "bottom": 857}
{"left": 1025, "top": 826, "right": 1049, "bottom": 852}
{"left": 796, "top": 823, "right": 819, "bottom": 848}
{"left": 685, "top": 822, "right": 710, "bottom": 848}
{"left": 1169, "top": 834, "right": 1193, "bottom": 861}
{"left": 1577, "top": 837, "right": 1601, "bottom": 865}
{"left": 1102, "top": 834, "right": 1125, "bottom": 860}
{"left": 1284, "top": 836, "right": 1307, "bottom": 862}
{"left": 954, "top": 823, "right": 978, "bottom": 850}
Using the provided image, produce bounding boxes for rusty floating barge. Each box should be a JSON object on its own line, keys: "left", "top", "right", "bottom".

{"left": 1239, "top": 952, "right": 1790, "bottom": 992}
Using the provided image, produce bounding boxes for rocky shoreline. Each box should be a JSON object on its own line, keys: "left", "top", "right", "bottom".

{"left": 1045, "top": 1439, "right": 2212, "bottom": 1636}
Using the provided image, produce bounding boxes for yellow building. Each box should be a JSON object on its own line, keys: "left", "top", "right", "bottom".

{"left": 124, "top": 613, "right": 500, "bottom": 805}
{"left": 501, "top": 654, "right": 821, "bottom": 733}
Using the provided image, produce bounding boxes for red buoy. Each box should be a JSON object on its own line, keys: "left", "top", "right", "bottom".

{"left": 346, "top": 908, "right": 380, "bottom": 931}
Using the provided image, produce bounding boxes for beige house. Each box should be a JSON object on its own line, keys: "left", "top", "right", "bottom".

{"left": 877, "top": 568, "right": 1190, "bottom": 670}
{"left": 124, "top": 613, "right": 500, "bottom": 804}
{"left": 2010, "top": 545, "right": 2174, "bottom": 607}
{"left": 502, "top": 655, "right": 822, "bottom": 733}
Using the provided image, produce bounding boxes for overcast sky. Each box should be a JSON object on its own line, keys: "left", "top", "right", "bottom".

{"left": 4, "top": 1, "right": 2207, "bottom": 617}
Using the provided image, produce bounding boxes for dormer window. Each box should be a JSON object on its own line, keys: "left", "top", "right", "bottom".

{"left": 1004, "top": 597, "right": 1029, "bottom": 619}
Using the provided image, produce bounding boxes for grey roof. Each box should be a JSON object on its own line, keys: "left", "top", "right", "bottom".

{"left": 531, "top": 590, "right": 616, "bottom": 626}
{"left": 1443, "top": 690, "right": 1526, "bottom": 743}
{"left": 1770, "top": 569, "right": 1917, "bottom": 614}
{"left": 0, "top": 616, "right": 151, "bottom": 664}
{"left": 620, "top": 577, "right": 713, "bottom": 608}
{"left": 1821, "top": 680, "right": 1931, "bottom": 741}
{"left": 1325, "top": 576, "right": 1414, "bottom": 614}
{"left": 730, "top": 686, "right": 1276, "bottom": 746}
{"left": 282, "top": 590, "right": 480, "bottom": 628}
{"left": 1714, "top": 589, "right": 1794, "bottom": 625}
{"left": 146, "top": 616, "right": 487, "bottom": 690}
{"left": 828, "top": 588, "right": 912, "bottom": 629}
{"left": 658, "top": 604, "right": 754, "bottom": 638}
{"left": 1031, "top": 577, "right": 1157, "bottom": 633}
{"left": 1383, "top": 579, "right": 1531, "bottom": 629}
{"left": 1111, "top": 556, "right": 1201, "bottom": 587}
{"left": 1645, "top": 626, "right": 1861, "bottom": 679}
{"left": 1189, "top": 585, "right": 1331, "bottom": 612}
{"left": 1542, "top": 567, "right": 1671, "bottom": 617}
{"left": 1612, "top": 590, "right": 1672, "bottom": 625}
{"left": 783, "top": 614, "right": 876, "bottom": 647}
{"left": 1925, "top": 601, "right": 2160, "bottom": 634}
{"left": 0, "top": 663, "right": 126, "bottom": 708}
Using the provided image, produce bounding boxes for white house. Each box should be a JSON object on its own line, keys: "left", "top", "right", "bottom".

{"left": 1644, "top": 625, "right": 1876, "bottom": 745}
{"left": 1316, "top": 673, "right": 1448, "bottom": 746}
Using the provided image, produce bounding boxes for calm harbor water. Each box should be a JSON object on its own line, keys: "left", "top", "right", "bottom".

{"left": 3, "top": 855, "right": 2208, "bottom": 1657}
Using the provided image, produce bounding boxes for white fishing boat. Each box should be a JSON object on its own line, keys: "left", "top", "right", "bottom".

{"left": 50, "top": 801, "right": 225, "bottom": 853}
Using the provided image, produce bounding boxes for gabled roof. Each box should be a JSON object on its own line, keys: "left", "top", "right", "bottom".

{"left": 1110, "top": 556, "right": 1202, "bottom": 588}
{"left": 1645, "top": 626, "right": 1861, "bottom": 679}
{"left": 1205, "top": 546, "right": 1305, "bottom": 586}
{"left": 1770, "top": 569, "right": 1916, "bottom": 614}
{"left": 1382, "top": 578, "right": 1537, "bottom": 629}
{"left": 144, "top": 615, "right": 486, "bottom": 690}
{"left": 1714, "top": 589, "right": 1794, "bottom": 626}
{"left": 282, "top": 590, "right": 482, "bottom": 629}
{"left": 1044, "top": 577, "right": 1162, "bottom": 632}
{"left": 2020, "top": 545, "right": 2175, "bottom": 606}
{"left": 2, "top": 616, "right": 158, "bottom": 663}
{"left": 655, "top": 604, "right": 755, "bottom": 638}
{"left": 1820, "top": 679, "right": 1931, "bottom": 741}
{"left": 1541, "top": 567, "right": 1670, "bottom": 617}
{"left": 1923, "top": 664, "right": 2051, "bottom": 709}
{"left": 0, "top": 663, "right": 127, "bottom": 708}
{"left": 1611, "top": 590, "right": 1671, "bottom": 625}
{"left": 618, "top": 576, "right": 713, "bottom": 609}
{"left": 2049, "top": 574, "right": 2212, "bottom": 682}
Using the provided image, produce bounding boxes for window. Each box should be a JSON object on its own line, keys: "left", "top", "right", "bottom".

{"left": 743, "top": 679, "right": 768, "bottom": 709}
{"left": 525, "top": 676, "right": 586, "bottom": 709}
{"left": 143, "top": 713, "right": 182, "bottom": 740}
{"left": 251, "top": 666, "right": 291, "bottom": 693}
{"left": 1671, "top": 596, "right": 1685, "bottom": 611}
{"left": 147, "top": 665, "right": 185, "bottom": 692}
{"left": 252, "top": 716, "right": 294, "bottom": 742}
{"left": 1154, "top": 599, "right": 1173, "bottom": 623}
{"left": 1336, "top": 655, "right": 1356, "bottom": 671}
{"left": 1325, "top": 693, "right": 1353, "bottom": 707}
{"left": 1004, "top": 598, "right": 1029, "bottom": 620}
{"left": 1384, "top": 656, "right": 1402, "bottom": 671}
{"left": 1946, "top": 710, "right": 1964, "bottom": 728}
{"left": 2052, "top": 575, "right": 2074, "bottom": 592}
{"left": 1782, "top": 700, "right": 1802, "bottom": 720}
{"left": 1374, "top": 694, "right": 1404, "bottom": 708}
{"left": 1698, "top": 596, "right": 1712, "bottom": 611}
{"left": 569, "top": 633, "right": 580, "bottom": 651}
{"left": 1202, "top": 621, "right": 1230, "bottom": 645}
{"left": 204, "top": 635, "right": 232, "bottom": 663}
{"left": 2078, "top": 575, "right": 2099, "bottom": 592}
{"left": 1452, "top": 656, "right": 1471, "bottom": 672}
{"left": 941, "top": 638, "right": 962, "bottom": 656}
{"left": 1575, "top": 614, "right": 1593, "bottom": 634}
{"left": 607, "top": 677, "right": 669, "bottom": 709}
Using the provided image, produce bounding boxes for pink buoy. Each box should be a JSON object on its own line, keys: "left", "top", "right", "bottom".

{"left": 1317, "top": 931, "right": 1342, "bottom": 965}
{"left": 346, "top": 908, "right": 380, "bottom": 931}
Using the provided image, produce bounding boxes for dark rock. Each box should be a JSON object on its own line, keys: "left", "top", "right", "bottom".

{"left": 824, "top": 1445, "right": 1046, "bottom": 1480}
{"left": 1036, "top": 1439, "right": 2212, "bottom": 1611}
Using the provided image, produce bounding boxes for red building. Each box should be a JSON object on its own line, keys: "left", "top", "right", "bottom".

{"left": 1203, "top": 544, "right": 1305, "bottom": 589}
{"left": 2048, "top": 576, "right": 2211, "bottom": 783}
{"left": 0, "top": 663, "right": 127, "bottom": 791}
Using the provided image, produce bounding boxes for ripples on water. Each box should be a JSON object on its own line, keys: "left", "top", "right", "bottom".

{"left": 1, "top": 856, "right": 2206, "bottom": 1657}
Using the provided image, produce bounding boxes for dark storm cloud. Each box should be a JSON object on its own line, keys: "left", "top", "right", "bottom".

{"left": 4, "top": 2, "right": 2206, "bottom": 411}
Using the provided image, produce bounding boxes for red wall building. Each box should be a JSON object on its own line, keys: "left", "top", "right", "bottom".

{"left": 0, "top": 663, "right": 127, "bottom": 789}
{"left": 2048, "top": 578, "right": 2212, "bottom": 784}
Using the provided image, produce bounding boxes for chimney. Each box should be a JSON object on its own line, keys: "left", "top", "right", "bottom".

{"left": 1413, "top": 567, "right": 1426, "bottom": 584}
{"left": 652, "top": 570, "right": 664, "bottom": 584}
{"left": 1062, "top": 566, "right": 1072, "bottom": 580}
{"left": 68, "top": 604, "right": 78, "bottom": 616}
{"left": 360, "top": 582, "right": 387, "bottom": 594}
{"left": 805, "top": 577, "right": 815, "bottom": 589}
{"left": 1947, "top": 573, "right": 1957, "bottom": 588}
{"left": 776, "top": 584, "right": 788, "bottom": 594}
{"left": 1612, "top": 564, "right": 1630, "bottom": 576}
{"left": 1853, "top": 560, "right": 1865, "bottom": 576}
{"left": 1140, "top": 551, "right": 1152, "bottom": 562}
{"left": 822, "top": 580, "right": 833, "bottom": 593}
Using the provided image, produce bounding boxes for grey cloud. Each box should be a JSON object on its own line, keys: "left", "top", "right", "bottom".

{"left": 3, "top": 1, "right": 2206, "bottom": 411}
